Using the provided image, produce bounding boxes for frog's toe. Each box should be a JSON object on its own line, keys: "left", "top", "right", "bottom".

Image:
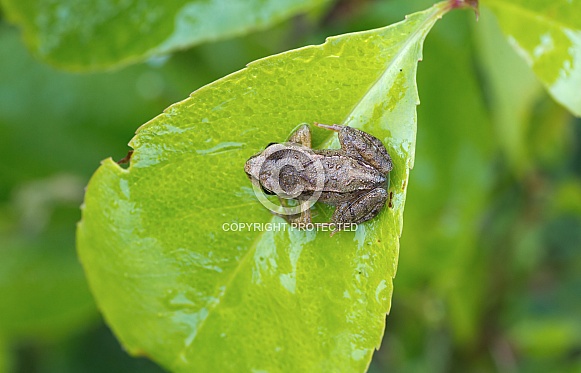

{"left": 314, "top": 122, "right": 344, "bottom": 132}
{"left": 287, "top": 123, "right": 312, "bottom": 147}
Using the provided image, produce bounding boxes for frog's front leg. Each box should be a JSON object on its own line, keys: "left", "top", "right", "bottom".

{"left": 287, "top": 123, "right": 312, "bottom": 148}
{"left": 315, "top": 123, "right": 392, "bottom": 174}
{"left": 275, "top": 124, "right": 314, "bottom": 227}
{"left": 277, "top": 199, "right": 312, "bottom": 226}
{"left": 331, "top": 187, "right": 388, "bottom": 226}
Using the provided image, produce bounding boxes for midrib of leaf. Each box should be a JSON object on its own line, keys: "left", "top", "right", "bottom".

{"left": 339, "top": 3, "right": 447, "bottom": 138}
{"left": 174, "top": 2, "right": 448, "bottom": 363}
{"left": 174, "top": 222, "right": 270, "bottom": 364}
{"left": 485, "top": 0, "right": 577, "bottom": 31}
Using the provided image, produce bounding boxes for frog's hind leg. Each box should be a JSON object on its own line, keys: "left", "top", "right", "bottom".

{"left": 287, "top": 123, "right": 312, "bottom": 148}
{"left": 315, "top": 123, "right": 392, "bottom": 175}
{"left": 331, "top": 188, "right": 388, "bottom": 226}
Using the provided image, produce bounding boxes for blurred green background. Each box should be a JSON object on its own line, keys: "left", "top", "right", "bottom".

{"left": 1, "top": 0, "right": 580, "bottom": 372}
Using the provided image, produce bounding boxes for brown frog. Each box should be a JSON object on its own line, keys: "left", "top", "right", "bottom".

{"left": 244, "top": 123, "right": 392, "bottom": 229}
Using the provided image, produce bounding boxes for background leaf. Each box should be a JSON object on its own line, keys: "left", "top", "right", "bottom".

{"left": 397, "top": 7, "right": 494, "bottom": 347}
{"left": 473, "top": 6, "right": 542, "bottom": 174}
{"left": 0, "top": 23, "right": 188, "bottom": 343}
{"left": 482, "top": 0, "right": 581, "bottom": 117}
{"left": 0, "top": 338, "right": 9, "bottom": 373}
{"left": 0, "top": 0, "right": 330, "bottom": 71}
{"left": 0, "top": 215, "right": 97, "bottom": 340}
{"left": 77, "top": 3, "right": 450, "bottom": 371}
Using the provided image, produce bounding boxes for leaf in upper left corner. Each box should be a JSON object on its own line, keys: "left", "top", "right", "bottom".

{"left": 0, "top": 0, "right": 330, "bottom": 71}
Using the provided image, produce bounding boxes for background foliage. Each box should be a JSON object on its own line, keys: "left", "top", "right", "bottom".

{"left": 0, "top": 0, "right": 580, "bottom": 372}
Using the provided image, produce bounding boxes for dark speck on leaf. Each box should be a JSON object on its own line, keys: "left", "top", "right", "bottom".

{"left": 117, "top": 150, "right": 133, "bottom": 166}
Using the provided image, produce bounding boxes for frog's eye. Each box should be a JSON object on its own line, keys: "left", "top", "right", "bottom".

{"left": 261, "top": 185, "right": 275, "bottom": 195}
{"left": 265, "top": 142, "right": 278, "bottom": 149}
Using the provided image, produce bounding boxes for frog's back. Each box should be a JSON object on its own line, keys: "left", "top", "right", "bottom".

{"left": 315, "top": 152, "right": 385, "bottom": 192}
{"left": 273, "top": 148, "right": 386, "bottom": 203}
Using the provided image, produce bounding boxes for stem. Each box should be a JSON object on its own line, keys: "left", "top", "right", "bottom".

{"left": 448, "top": 0, "right": 479, "bottom": 20}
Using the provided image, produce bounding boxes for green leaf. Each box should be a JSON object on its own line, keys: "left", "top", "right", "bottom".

{"left": 509, "top": 317, "right": 581, "bottom": 358}
{"left": 77, "top": 2, "right": 450, "bottom": 371}
{"left": 0, "top": 338, "right": 10, "bottom": 373}
{"left": 482, "top": 0, "right": 581, "bottom": 117}
{"left": 0, "top": 0, "right": 329, "bottom": 71}
{"left": 399, "top": 8, "right": 494, "bottom": 345}
{"left": 0, "top": 236, "right": 97, "bottom": 340}
{"left": 473, "top": 6, "right": 543, "bottom": 173}
{"left": 0, "top": 175, "right": 97, "bottom": 340}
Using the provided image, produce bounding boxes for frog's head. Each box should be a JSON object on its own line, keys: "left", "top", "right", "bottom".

{"left": 243, "top": 153, "right": 263, "bottom": 181}
{"left": 244, "top": 142, "right": 279, "bottom": 195}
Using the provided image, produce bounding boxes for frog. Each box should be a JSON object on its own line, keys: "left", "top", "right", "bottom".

{"left": 244, "top": 122, "right": 392, "bottom": 231}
